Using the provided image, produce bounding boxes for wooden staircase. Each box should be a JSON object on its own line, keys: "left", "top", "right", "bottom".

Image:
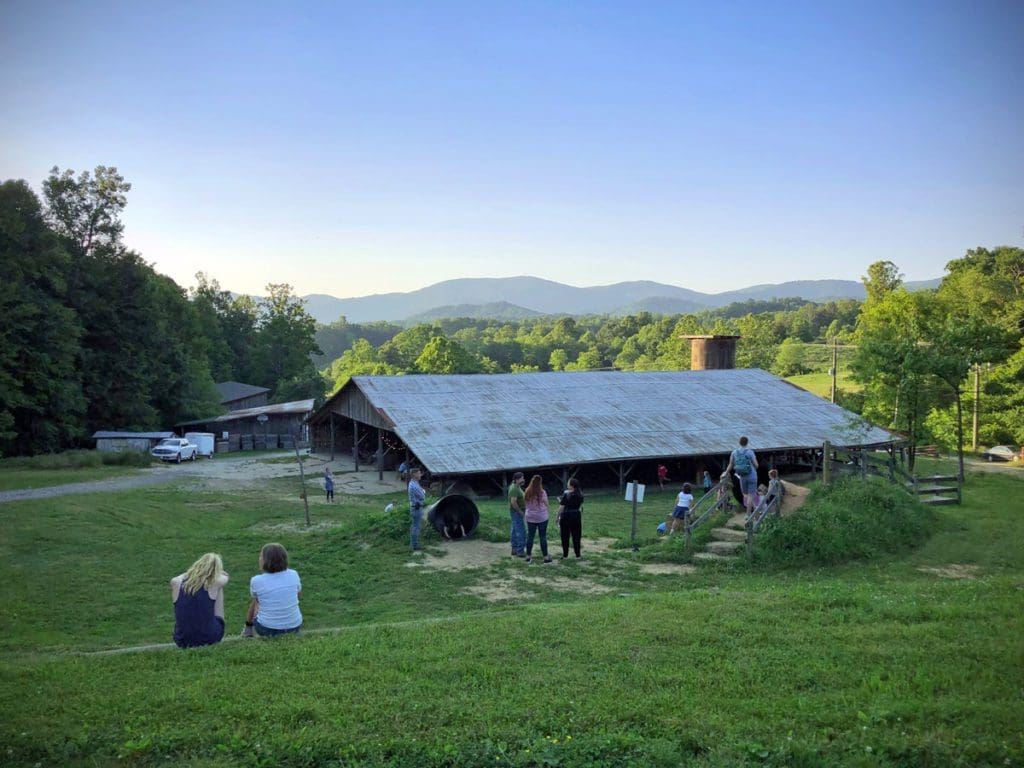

{"left": 693, "top": 513, "right": 747, "bottom": 561}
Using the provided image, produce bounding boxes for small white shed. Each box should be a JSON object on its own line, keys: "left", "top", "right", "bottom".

{"left": 93, "top": 431, "right": 175, "bottom": 453}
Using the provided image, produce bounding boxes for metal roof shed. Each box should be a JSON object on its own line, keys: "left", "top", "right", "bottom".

{"left": 309, "top": 370, "right": 894, "bottom": 479}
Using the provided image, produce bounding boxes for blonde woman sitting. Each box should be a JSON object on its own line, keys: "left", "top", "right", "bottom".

{"left": 171, "top": 553, "right": 229, "bottom": 648}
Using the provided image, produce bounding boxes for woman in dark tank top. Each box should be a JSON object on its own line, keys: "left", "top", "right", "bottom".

{"left": 171, "top": 553, "right": 228, "bottom": 648}
{"left": 557, "top": 478, "right": 585, "bottom": 559}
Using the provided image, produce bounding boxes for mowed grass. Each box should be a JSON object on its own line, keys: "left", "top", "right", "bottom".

{"left": 0, "top": 467, "right": 1022, "bottom": 766}
{"left": 0, "top": 465, "right": 143, "bottom": 492}
{"left": 787, "top": 369, "right": 862, "bottom": 399}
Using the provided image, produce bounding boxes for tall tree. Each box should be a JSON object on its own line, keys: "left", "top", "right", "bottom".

{"left": 42, "top": 166, "right": 130, "bottom": 255}
{"left": 0, "top": 180, "right": 85, "bottom": 454}
{"left": 253, "top": 284, "right": 323, "bottom": 400}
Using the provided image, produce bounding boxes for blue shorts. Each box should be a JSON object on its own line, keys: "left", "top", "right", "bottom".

{"left": 740, "top": 473, "right": 758, "bottom": 495}
{"left": 255, "top": 620, "right": 301, "bottom": 637}
{"left": 672, "top": 506, "right": 689, "bottom": 520}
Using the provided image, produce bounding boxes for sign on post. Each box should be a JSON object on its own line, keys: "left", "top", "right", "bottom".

{"left": 626, "top": 481, "right": 645, "bottom": 550}
{"left": 624, "top": 482, "right": 645, "bottom": 503}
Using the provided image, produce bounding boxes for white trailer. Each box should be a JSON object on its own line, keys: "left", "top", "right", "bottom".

{"left": 184, "top": 432, "right": 216, "bottom": 458}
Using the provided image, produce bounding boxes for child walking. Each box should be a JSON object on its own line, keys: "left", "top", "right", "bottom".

{"left": 324, "top": 466, "right": 334, "bottom": 502}
{"left": 667, "top": 482, "right": 694, "bottom": 535}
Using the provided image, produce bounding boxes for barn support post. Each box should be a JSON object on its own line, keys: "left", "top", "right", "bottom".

{"left": 329, "top": 412, "right": 335, "bottom": 462}
{"left": 377, "top": 429, "right": 384, "bottom": 481}
{"left": 619, "top": 463, "right": 624, "bottom": 494}
{"left": 822, "top": 440, "right": 831, "bottom": 486}
{"left": 353, "top": 421, "right": 359, "bottom": 472}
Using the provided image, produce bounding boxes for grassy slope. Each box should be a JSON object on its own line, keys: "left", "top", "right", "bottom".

{"left": 0, "top": 466, "right": 143, "bottom": 492}
{"left": 786, "top": 369, "right": 862, "bottom": 399}
{"left": 0, "top": 469, "right": 1021, "bottom": 767}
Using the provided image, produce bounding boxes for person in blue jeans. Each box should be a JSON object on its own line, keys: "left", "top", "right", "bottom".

{"left": 508, "top": 471, "right": 527, "bottom": 557}
{"left": 243, "top": 543, "right": 302, "bottom": 638}
{"left": 523, "top": 474, "right": 552, "bottom": 564}
{"left": 408, "top": 467, "right": 426, "bottom": 552}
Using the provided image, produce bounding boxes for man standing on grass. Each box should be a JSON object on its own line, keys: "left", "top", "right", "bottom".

{"left": 725, "top": 435, "right": 759, "bottom": 518}
{"left": 508, "top": 471, "right": 527, "bottom": 558}
{"left": 408, "top": 467, "right": 426, "bottom": 553}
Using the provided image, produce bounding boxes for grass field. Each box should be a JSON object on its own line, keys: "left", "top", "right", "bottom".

{"left": 786, "top": 369, "right": 862, "bottom": 399}
{"left": 0, "top": 461, "right": 1021, "bottom": 766}
{"left": 0, "top": 465, "right": 143, "bottom": 492}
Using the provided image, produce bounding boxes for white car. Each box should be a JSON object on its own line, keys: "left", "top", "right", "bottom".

{"left": 981, "top": 445, "right": 1017, "bottom": 462}
{"left": 151, "top": 437, "right": 198, "bottom": 463}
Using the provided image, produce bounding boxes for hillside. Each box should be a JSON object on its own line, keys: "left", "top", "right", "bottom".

{"left": 301, "top": 276, "right": 942, "bottom": 324}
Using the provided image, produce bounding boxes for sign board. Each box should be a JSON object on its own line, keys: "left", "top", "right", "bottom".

{"left": 256, "top": 414, "right": 269, "bottom": 423}
{"left": 624, "top": 481, "right": 645, "bottom": 503}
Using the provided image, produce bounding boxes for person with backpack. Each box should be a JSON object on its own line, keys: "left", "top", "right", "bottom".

{"left": 725, "top": 436, "right": 759, "bottom": 517}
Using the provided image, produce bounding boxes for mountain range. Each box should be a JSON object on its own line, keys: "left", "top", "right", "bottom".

{"left": 302, "top": 276, "right": 941, "bottom": 325}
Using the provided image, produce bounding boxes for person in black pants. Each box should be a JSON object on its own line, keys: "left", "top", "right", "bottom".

{"left": 557, "top": 478, "right": 584, "bottom": 559}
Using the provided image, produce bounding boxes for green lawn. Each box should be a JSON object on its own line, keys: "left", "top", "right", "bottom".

{"left": 0, "top": 465, "right": 143, "bottom": 492}
{"left": 0, "top": 468, "right": 1021, "bottom": 766}
{"left": 786, "top": 369, "right": 862, "bottom": 399}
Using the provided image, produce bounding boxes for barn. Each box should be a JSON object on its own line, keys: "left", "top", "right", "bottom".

{"left": 307, "top": 369, "right": 896, "bottom": 493}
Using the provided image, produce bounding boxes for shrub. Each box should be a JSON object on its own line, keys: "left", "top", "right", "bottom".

{"left": 756, "top": 476, "right": 936, "bottom": 567}
{"left": 0, "top": 449, "right": 154, "bottom": 470}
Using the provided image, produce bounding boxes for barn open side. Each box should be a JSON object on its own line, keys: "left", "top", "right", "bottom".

{"left": 306, "top": 369, "right": 897, "bottom": 495}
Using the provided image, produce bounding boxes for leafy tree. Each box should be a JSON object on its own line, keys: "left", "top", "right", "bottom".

{"left": 773, "top": 338, "right": 810, "bottom": 376}
{"left": 862, "top": 260, "right": 903, "bottom": 304}
{"left": 252, "top": 284, "right": 323, "bottom": 400}
{"left": 415, "top": 337, "right": 480, "bottom": 374}
{"left": 0, "top": 180, "right": 84, "bottom": 454}
{"left": 42, "top": 166, "right": 130, "bottom": 255}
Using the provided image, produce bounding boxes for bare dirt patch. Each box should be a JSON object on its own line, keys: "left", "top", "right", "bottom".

{"left": 414, "top": 540, "right": 512, "bottom": 571}
{"left": 639, "top": 563, "right": 697, "bottom": 576}
{"left": 780, "top": 480, "right": 810, "bottom": 516}
{"left": 249, "top": 519, "right": 344, "bottom": 534}
{"left": 917, "top": 563, "right": 980, "bottom": 579}
{"left": 512, "top": 573, "right": 615, "bottom": 595}
{"left": 462, "top": 583, "right": 535, "bottom": 602}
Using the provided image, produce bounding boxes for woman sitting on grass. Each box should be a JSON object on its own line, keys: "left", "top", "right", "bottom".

{"left": 171, "top": 553, "right": 228, "bottom": 648}
{"left": 243, "top": 543, "right": 302, "bottom": 638}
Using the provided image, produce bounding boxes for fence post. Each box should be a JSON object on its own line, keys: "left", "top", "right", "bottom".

{"left": 745, "top": 518, "right": 754, "bottom": 561}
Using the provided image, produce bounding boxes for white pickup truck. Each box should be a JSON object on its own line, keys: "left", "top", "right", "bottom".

{"left": 151, "top": 437, "right": 198, "bottom": 463}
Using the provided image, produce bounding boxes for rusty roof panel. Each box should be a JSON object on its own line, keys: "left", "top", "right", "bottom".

{"left": 339, "top": 370, "right": 893, "bottom": 475}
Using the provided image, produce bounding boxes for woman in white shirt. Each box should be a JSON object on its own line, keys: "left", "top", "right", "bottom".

{"left": 243, "top": 542, "right": 302, "bottom": 637}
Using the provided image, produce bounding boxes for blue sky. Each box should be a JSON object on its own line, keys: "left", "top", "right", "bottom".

{"left": 2, "top": 1, "right": 1022, "bottom": 298}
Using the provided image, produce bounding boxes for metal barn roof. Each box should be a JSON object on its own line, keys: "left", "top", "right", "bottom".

{"left": 333, "top": 370, "right": 893, "bottom": 475}
{"left": 215, "top": 381, "right": 270, "bottom": 403}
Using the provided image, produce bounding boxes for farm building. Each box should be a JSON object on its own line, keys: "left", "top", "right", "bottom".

{"left": 93, "top": 431, "right": 175, "bottom": 453}
{"left": 215, "top": 381, "right": 270, "bottom": 412}
{"left": 177, "top": 399, "right": 315, "bottom": 451}
{"left": 307, "top": 369, "right": 896, "bottom": 492}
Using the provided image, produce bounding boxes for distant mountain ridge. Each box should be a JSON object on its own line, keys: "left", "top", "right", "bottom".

{"left": 301, "top": 276, "right": 942, "bottom": 324}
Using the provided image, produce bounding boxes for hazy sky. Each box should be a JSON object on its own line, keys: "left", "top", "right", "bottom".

{"left": 2, "top": 1, "right": 1022, "bottom": 298}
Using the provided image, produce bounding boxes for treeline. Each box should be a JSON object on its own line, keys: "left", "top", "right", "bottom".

{"left": 319, "top": 301, "right": 861, "bottom": 387}
{"left": 852, "top": 252, "right": 1023, "bottom": 461}
{"left": 0, "top": 168, "right": 321, "bottom": 456}
{"left": 318, "top": 251, "right": 1024, "bottom": 455}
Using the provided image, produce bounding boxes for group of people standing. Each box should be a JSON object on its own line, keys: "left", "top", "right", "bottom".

{"left": 507, "top": 472, "right": 585, "bottom": 562}
{"left": 171, "top": 543, "right": 303, "bottom": 649}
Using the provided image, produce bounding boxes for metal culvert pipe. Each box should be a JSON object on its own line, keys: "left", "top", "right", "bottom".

{"left": 427, "top": 494, "right": 480, "bottom": 540}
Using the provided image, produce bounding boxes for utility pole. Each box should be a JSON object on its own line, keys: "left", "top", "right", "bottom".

{"left": 829, "top": 337, "right": 838, "bottom": 404}
{"left": 972, "top": 364, "right": 981, "bottom": 451}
